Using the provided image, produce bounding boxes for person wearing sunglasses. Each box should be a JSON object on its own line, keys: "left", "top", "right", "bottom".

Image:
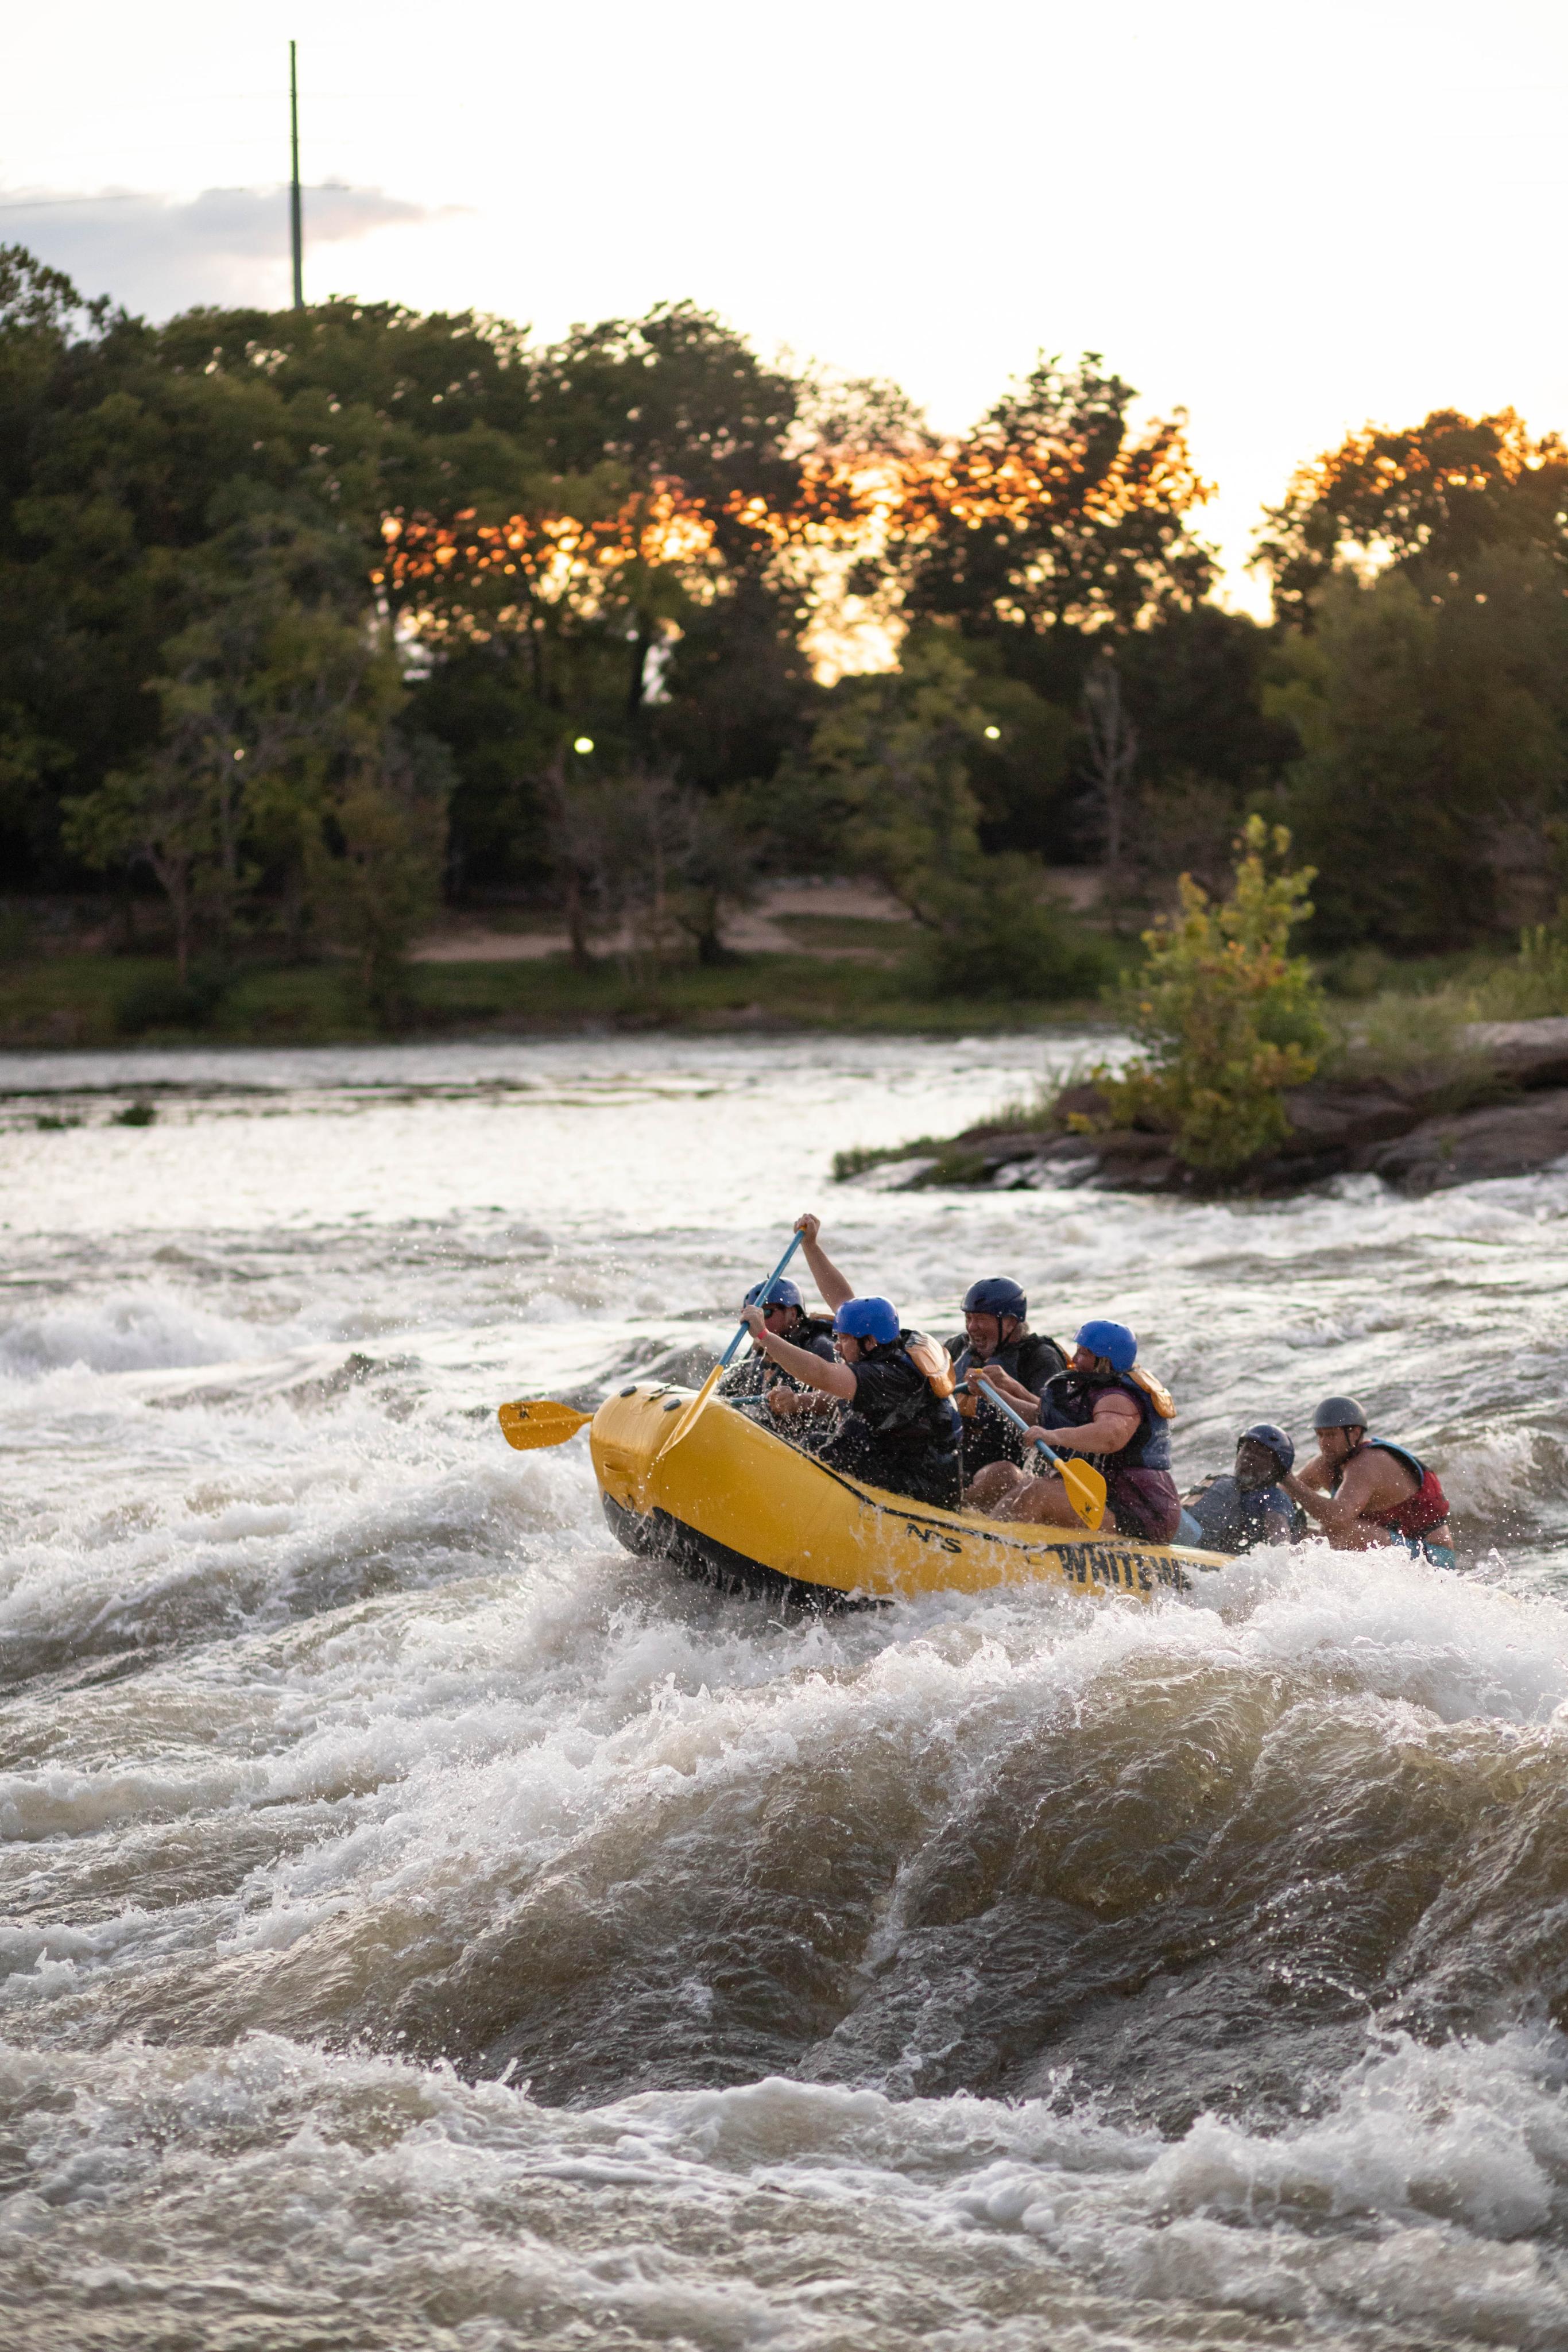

{"left": 719, "top": 1277, "right": 837, "bottom": 1406}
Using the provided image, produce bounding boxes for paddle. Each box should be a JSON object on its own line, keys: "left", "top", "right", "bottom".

{"left": 973, "top": 1373, "right": 1108, "bottom": 1533}
{"left": 497, "top": 1398, "right": 593, "bottom": 1451}
{"left": 653, "top": 1229, "right": 806, "bottom": 1465}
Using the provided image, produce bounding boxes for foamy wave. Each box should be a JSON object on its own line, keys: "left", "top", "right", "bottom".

{"left": 0, "top": 1285, "right": 270, "bottom": 1377}
{"left": 4, "top": 2029, "right": 1568, "bottom": 2347}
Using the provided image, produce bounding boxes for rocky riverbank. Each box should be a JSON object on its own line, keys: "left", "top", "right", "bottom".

{"left": 843, "top": 1018, "right": 1568, "bottom": 1198}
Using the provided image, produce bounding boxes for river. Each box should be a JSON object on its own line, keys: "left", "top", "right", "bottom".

{"left": 3, "top": 1031, "right": 1568, "bottom": 2351}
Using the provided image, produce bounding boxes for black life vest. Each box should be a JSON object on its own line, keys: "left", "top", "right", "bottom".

{"left": 719, "top": 1314, "right": 836, "bottom": 1398}
{"left": 820, "top": 1330, "right": 963, "bottom": 1506}
{"left": 1040, "top": 1367, "right": 1172, "bottom": 1475}
{"left": 948, "top": 1326, "right": 1068, "bottom": 1399}
{"left": 948, "top": 1328, "right": 1068, "bottom": 1471}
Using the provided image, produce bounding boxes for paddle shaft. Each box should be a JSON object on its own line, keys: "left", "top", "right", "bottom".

{"left": 975, "top": 1375, "right": 1074, "bottom": 1473}
{"left": 653, "top": 1229, "right": 807, "bottom": 1464}
{"left": 721, "top": 1229, "right": 806, "bottom": 1367}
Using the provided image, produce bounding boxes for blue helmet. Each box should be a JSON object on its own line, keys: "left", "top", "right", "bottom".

{"left": 745, "top": 1277, "right": 802, "bottom": 1309}
{"left": 1241, "top": 1421, "right": 1295, "bottom": 1474}
{"left": 1075, "top": 1318, "right": 1137, "bottom": 1373}
{"left": 963, "top": 1277, "right": 1027, "bottom": 1322}
{"left": 834, "top": 1295, "right": 901, "bottom": 1345}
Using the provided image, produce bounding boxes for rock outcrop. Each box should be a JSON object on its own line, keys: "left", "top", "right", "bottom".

{"left": 848, "top": 1018, "right": 1568, "bottom": 1199}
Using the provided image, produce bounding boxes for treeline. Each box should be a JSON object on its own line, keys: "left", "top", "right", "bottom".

{"left": 2, "top": 239, "right": 1566, "bottom": 1005}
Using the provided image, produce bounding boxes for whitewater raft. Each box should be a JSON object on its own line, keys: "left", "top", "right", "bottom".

{"left": 589, "top": 1382, "right": 1223, "bottom": 1605}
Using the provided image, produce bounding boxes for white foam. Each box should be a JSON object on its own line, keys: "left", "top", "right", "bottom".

{"left": 0, "top": 1284, "right": 273, "bottom": 1377}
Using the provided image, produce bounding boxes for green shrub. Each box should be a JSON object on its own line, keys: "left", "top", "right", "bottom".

{"left": 115, "top": 965, "right": 229, "bottom": 1036}
{"left": 1087, "top": 817, "right": 1330, "bottom": 1173}
{"left": 114, "top": 1102, "right": 157, "bottom": 1127}
{"left": 901, "top": 867, "right": 1118, "bottom": 1002}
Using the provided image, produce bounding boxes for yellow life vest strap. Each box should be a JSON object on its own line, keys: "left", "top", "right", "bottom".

{"left": 904, "top": 1332, "right": 957, "bottom": 1401}
{"left": 1128, "top": 1364, "right": 1176, "bottom": 1419}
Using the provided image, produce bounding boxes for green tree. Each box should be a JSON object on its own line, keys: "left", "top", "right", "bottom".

{"left": 305, "top": 732, "right": 452, "bottom": 1018}
{"left": 1273, "top": 552, "right": 1568, "bottom": 949}
{"left": 1092, "top": 818, "right": 1329, "bottom": 1172}
{"left": 63, "top": 504, "right": 450, "bottom": 989}
{"left": 897, "top": 355, "right": 1214, "bottom": 692}
{"left": 1257, "top": 408, "right": 1568, "bottom": 621}
{"left": 802, "top": 632, "right": 986, "bottom": 917}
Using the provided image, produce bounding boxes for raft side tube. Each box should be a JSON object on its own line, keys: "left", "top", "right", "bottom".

{"left": 590, "top": 1384, "right": 1225, "bottom": 1603}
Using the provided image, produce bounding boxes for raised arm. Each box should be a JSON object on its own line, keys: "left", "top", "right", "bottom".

{"left": 792, "top": 1212, "right": 854, "bottom": 1313}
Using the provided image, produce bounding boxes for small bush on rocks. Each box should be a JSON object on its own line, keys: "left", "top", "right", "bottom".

{"left": 1084, "top": 817, "right": 1330, "bottom": 1172}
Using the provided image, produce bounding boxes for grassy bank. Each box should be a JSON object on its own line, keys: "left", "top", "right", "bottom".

{"left": 0, "top": 950, "right": 1117, "bottom": 1050}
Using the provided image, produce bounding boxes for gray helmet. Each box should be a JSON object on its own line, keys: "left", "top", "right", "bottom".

{"left": 1313, "top": 1395, "right": 1368, "bottom": 1432}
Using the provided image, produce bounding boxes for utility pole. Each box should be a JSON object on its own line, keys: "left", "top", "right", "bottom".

{"left": 288, "top": 40, "right": 303, "bottom": 309}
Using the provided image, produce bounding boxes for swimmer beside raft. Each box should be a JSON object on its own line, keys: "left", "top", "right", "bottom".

{"left": 500, "top": 1210, "right": 1458, "bottom": 1585}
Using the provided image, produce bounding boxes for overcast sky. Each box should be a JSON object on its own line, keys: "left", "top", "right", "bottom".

{"left": 5, "top": 0, "right": 1565, "bottom": 613}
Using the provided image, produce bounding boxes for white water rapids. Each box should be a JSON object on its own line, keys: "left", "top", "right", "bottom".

{"left": 5, "top": 1031, "right": 1568, "bottom": 2352}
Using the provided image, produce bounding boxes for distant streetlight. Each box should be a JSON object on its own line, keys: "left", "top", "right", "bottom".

{"left": 574, "top": 736, "right": 594, "bottom": 753}
{"left": 983, "top": 725, "right": 1001, "bottom": 740}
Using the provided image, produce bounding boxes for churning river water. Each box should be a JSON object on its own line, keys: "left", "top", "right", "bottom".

{"left": 5, "top": 1031, "right": 1568, "bottom": 2352}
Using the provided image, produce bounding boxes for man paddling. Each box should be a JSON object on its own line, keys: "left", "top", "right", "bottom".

{"left": 946, "top": 1278, "right": 1067, "bottom": 1484}
{"left": 721, "top": 1278, "right": 835, "bottom": 1405}
{"left": 1283, "top": 1396, "right": 1455, "bottom": 1568}
{"left": 737, "top": 1213, "right": 963, "bottom": 1506}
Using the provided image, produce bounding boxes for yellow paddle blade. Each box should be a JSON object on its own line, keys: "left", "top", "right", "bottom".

{"left": 652, "top": 1359, "right": 725, "bottom": 1464}
{"left": 1058, "top": 1456, "right": 1108, "bottom": 1533}
{"left": 497, "top": 1398, "right": 594, "bottom": 1451}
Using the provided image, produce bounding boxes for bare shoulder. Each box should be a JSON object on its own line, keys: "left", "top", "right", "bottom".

{"left": 1340, "top": 1446, "right": 1417, "bottom": 1508}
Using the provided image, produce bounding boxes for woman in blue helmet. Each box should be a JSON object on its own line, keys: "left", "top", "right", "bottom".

{"left": 965, "top": 1319, "right": 1183, "bottom": 1542}
{"left": 737, "top": 1213, "right": 964, "bottom": 1507}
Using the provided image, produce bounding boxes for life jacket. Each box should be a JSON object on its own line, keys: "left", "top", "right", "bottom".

{"left": 719, "top": 1314, "right": 835, "bottom": 1397}
{"left": 903, "top": 1332, "right": 958, "bottom": 1401}
{"left": 834, "top": 1333, "right": 962, "bottom": 1447}
{"left": 820, "top": 1330, "right": 963, "bottom": 1507}
{"left": 949, "top": 1328, "right": 1068, "bottom": 1419}
{"left": 1186, "top": 1473, "right": 1296, "bottom": 1554}
{"left": 1334, "top": 1438, "right": 1450, "bottom": 1539}
{"left": 1040, "top": 1365, "right": 1174, "bottom": 1476}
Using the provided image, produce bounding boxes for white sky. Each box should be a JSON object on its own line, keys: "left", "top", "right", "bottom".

{"left": 5, "top": 0, "right": 1565, "bottom": 614}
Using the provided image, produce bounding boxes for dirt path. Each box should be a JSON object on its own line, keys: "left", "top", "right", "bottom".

{"left": 411, "top": 879, "right": 913, "bottom": 964}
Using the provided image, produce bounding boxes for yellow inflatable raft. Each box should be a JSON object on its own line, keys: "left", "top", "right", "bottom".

{"left": 590, "top": 1382, "right": 1224, "bottom": 1604}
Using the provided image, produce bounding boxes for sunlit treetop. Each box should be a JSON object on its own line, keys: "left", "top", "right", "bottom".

{"left": 376, "top": 353, "right": 1217, "bottom": 664}
{"left": 1257, "top": 408, "right": 1568, "bottom": 618}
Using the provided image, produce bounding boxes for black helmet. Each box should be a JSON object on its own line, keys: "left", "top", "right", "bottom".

{"left": 1241, "top": 1421, "right": 1295, "bottom": 1474}
{"left": 1313, "top": 1395, "right": 1368, "bottom": 1432}
{"left": 962, "top": 1277, "right": 1027, "bottom": 1322}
